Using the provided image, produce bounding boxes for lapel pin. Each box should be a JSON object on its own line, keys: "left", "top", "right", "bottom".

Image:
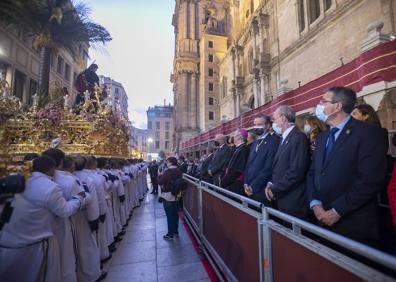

{"left": 346, "top": 129, "right": 351, "bottom": 135}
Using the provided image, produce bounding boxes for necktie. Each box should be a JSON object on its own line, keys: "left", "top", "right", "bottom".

{"left": 324, "top": 127, "right": 339, "bottom": 163}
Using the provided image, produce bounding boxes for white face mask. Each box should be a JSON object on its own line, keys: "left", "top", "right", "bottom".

{"left": 315, "top": 104, "right": 329, "bottom": 122}
{"left": 304, "top": 124, "right": 312, "bottom": 134}
{"left": 272, "top": 122, "right": 283, "bottom": 135}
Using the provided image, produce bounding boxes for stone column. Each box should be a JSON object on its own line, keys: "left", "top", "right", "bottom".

{"left": 260, "top": 73, "right": 266, "bottom": 104}
{"left": 190, "top": 0, "right": 195, "bottom": 40}
{"left": 231, "top": 49, "right": 236, "bottom": 81}
{"left": 253, "top": 77, "right": 259, "bottom": 108}
{"left": 235, "top": 90, "right": 240, "bottom": 117}
{"left": 183, "top": 0, "right": 188, "bottom": 38}
{"left": 252, "top": 21, "right": 258, "bottom": 62}
{"left": 180, "top": 72, "right": 189, "bottom": 128}
{"left": 235, "top": 49, "right": 240, "bottom": 77}
{"left": 190, "top": 72, "right": 197, "bottom": 129}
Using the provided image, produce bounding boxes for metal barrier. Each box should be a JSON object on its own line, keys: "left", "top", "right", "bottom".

{"left": 182, "top": 174, "right": 396, "bottom": 282}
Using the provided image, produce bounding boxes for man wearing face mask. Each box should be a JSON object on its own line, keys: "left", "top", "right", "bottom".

{"left": 244, "top": 116, "right": 280, "bottom": 203}
{"left": 307, "top": 87, "right": 386, "bottom": 246}
{"left": 265, "top": 106, "right": 310, "bottom": 218}
{"left": 208, "top": 134, "right": 232, "bottom": 186}
{"left": 221, "top": 128, "right": 250, "bottom": 195}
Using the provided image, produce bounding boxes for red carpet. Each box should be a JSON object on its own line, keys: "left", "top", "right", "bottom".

{"left": 179, "top": 212, "right": 220, "bottom": 282}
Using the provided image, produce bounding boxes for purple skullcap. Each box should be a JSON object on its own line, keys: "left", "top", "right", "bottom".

{"left": 238, "top": 128, "right": 248, "bottom": 138}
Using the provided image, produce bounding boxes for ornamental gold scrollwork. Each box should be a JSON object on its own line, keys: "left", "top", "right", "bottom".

{"left": 0, "top": 82, "right": 132, "bottom": 176}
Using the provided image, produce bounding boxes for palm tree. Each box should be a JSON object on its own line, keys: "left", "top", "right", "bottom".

{"left": 0, "top": 0, "right": 112, "bottom": 96}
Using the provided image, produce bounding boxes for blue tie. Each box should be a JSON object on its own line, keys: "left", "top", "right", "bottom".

{"left": 324, "top": 127, "right": 339, "bottom": 163}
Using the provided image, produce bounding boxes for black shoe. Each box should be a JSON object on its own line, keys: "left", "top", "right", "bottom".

{"left": 109, "top": 245, "right": 116, "bottom": 253}
{"left": 163, "top": 234, "right": 173, "bottom": 240}
{"left": 95, "top": 271, "right": 107, "bottom": 282}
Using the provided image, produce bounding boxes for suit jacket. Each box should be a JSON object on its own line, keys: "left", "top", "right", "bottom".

{"left": 221, "top": 143, "right": 249, "bottom": 195}
{"left": 244, "top": 134, "right": 280, "bottom": 195}
{"left": 208, "top": 144, "right": 232, "bottom": 177}
{"left": 200, "top": 154, "right": 214, "bottom": 183}
{"left": 307, "top": 118, "right": 387, "bottom": 242}
{"left": 272, "top": 127, "right": 310, "bottom": 218}
{"left": 179, "top": 162, "right": 188, "bottom": 174}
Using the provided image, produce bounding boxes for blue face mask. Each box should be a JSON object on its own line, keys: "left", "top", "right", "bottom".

{"left": 315, "top": 104, "right": 329, "bottom": 122}
{"left": 272, "top": 122, "right": 283, "bottom": 135}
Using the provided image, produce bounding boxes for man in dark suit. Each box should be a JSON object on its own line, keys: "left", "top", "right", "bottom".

{"left": 221, "top": 129, "right": 250, "bottom": 195}
{"left": 178, "top": 156, "right": 188, "bottom": 174}
{"left": 199, "top": 148, "right": 214, "bottom": 183}
{"left": 265, "top": 106, "right": 310, "bottom": 219}
{"left": 149, "top": 160, "right": 159, "bottom": 194}
{"left": 307, "top": 87, "right": 387, "bottom": 245}
{"left": 244, "top": 116, "right": 280, "bottom": 203}
{"left": 208, "top": 134, "right": 232, "bottom": 186}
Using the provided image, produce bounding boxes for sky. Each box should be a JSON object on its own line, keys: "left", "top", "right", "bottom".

{"left": 85, "top": 0, "right": 175, "bottom": 129}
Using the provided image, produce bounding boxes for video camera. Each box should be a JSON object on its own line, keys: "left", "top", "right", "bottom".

{"left": 0, "top": 174, "right": 25, "bottom": 231}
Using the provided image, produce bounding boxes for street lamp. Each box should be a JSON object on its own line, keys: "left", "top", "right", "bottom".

{"left": 147, "top": 137, "right": 153, "bottom": 161}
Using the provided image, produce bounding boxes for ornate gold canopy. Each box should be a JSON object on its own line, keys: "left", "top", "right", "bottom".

{"left": 0, "top": 83, "right": 132, "bottom": 177}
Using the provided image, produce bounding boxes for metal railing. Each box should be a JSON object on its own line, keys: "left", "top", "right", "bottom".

{"left": 182, "top": 174, "right": 396, "bottom": 282}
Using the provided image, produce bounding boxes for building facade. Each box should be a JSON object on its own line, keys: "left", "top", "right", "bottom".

{"left": 0, "top": 24, "right": 88, "bottom": 104}
{"left": 147, "top": 104, "right": 174, "bottom": 157}
{"left": 172, "top": 0, "right": 396, "bottom": 150}
{"left": 100, "top": 76, "right": 129, "bottom": 118}
{"left": 134, "top": 127, "right": 148, "bottom": 159}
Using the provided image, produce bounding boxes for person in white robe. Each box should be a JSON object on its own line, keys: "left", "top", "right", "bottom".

{"left": 85, "top": 156, "right": 110, "bottom": 262}
{"left": 96, "top": 157, "right": 116, "bottom": 252}
{"left": 43, "top": 149, "right": 84, "bottom": 282}
{"left": 74, "top": 156, "right": 106, "bottom": 282}
{"left": 0, "top": 156, "right": 84, "bottom": 282}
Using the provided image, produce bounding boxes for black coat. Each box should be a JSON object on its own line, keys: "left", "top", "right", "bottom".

{"left": 245, "top": 134, "right": 280, "bottom": 197}
{"left": 221, "top": 143, "right": 249, "bottom": 195}
{"left": 179, "top": 162, "right": 188, "bottom": 174}
{"left": 200, "top": 154, "right": 214, "bottom": 183}
{"left": 307, "top": 118, "right": 387, "bottom": 242}
{"left": 208, "top": 144, "right": 232, "bottom": 184}
{"left": 271, "top": 127, "right": 310, "bottom": 218}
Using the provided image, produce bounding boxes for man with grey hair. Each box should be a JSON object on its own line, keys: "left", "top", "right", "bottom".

{"left": 265, "top": 105, "right": 310, "bottom": 218}
{"left": 220, "top": 128, "right": 249, "bottom": 195}
{"left": 308, "top": 87, "right": 386, "bottom": 245}
{"left": 208, "top": 134, "right": 232, "bottom": 186}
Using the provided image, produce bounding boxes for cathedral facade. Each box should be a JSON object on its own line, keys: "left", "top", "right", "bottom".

{"left": 172, "top": 0, "right": 396, "bottom": 151}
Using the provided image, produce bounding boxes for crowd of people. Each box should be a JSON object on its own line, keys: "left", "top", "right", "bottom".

{"left": 0, "top": 151, "right": 149, "bottom": 282}
{"left": 174, "top": 87, "right": 396, "bottom": 253}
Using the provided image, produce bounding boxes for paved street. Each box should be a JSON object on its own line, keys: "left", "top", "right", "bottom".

{"left": 104, "top": 193, "right": 210, "bottom": 282}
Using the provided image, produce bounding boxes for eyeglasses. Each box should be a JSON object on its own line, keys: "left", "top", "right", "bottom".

{"left": 319, "top": 99, "right": 336, "bottom": 105}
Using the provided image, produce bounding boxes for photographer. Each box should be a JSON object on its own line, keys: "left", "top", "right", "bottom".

{"left": 0, "top": 155, "right": 85, "bottom": 282}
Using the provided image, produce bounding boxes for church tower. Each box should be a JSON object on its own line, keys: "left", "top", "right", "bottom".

{"left": 172, "top": 0, "right": 229, "bottom": 153}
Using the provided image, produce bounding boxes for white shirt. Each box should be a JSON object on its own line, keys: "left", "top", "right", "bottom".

{"left": 281, "top": 125, "right": 295, "bottom": 144}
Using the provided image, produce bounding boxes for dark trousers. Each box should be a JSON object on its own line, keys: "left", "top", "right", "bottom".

{"left": 163, "top": 200, "right": 179, "bottom": 235}
{"left": 151, "top": 177, "right": 158, "bottom": 194}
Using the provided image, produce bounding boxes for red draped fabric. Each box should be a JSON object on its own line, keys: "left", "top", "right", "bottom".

{"left": 181, "top": 40, "right": 396, "bottom": 151}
